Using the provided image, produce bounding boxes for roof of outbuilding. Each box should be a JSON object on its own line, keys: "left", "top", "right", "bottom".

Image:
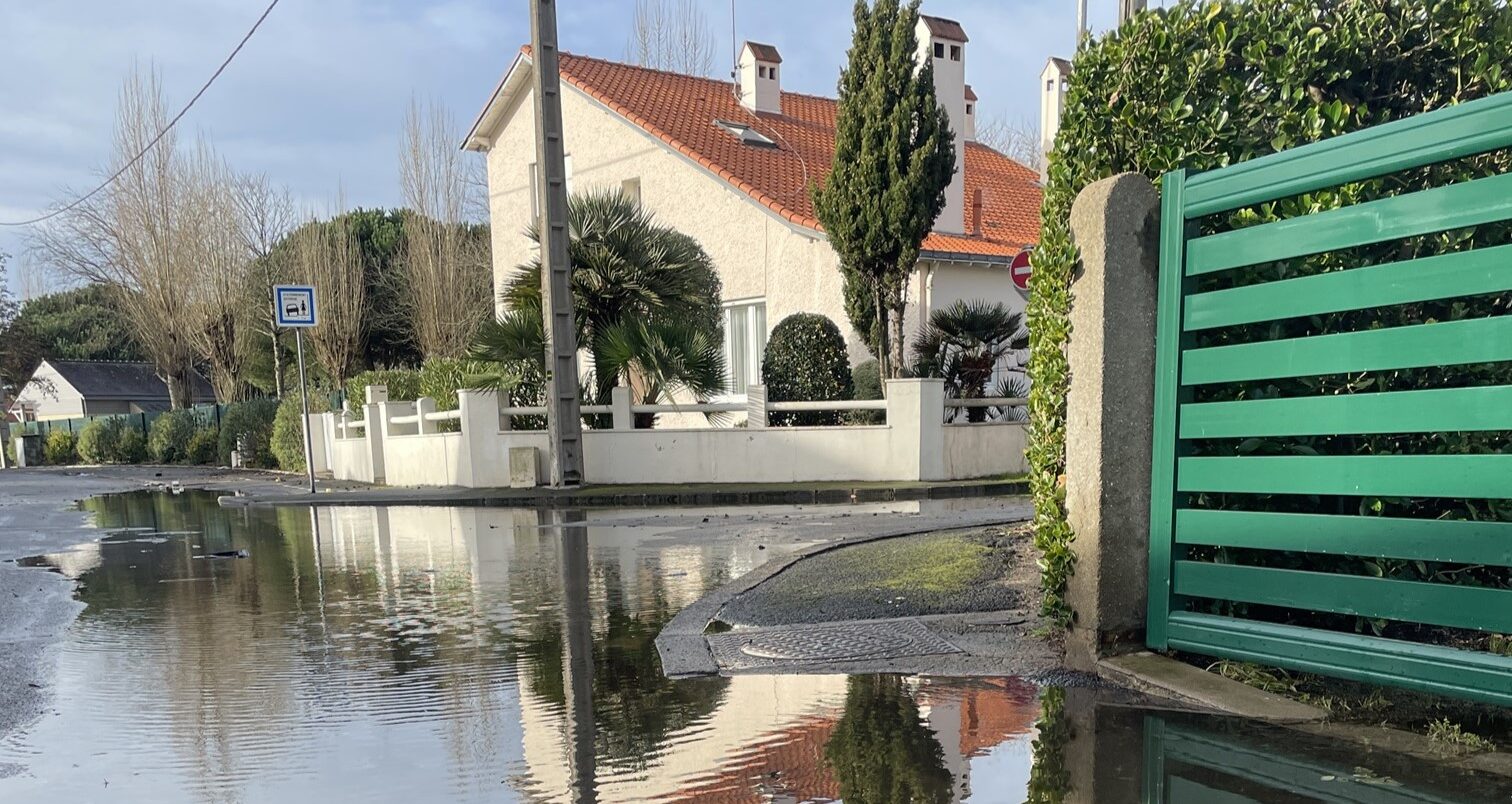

{"left": 45, "top": 360, "right": 215, "bottom": 402}
{"left": 491, "top": 50, "right": 1040, "bottom": 258}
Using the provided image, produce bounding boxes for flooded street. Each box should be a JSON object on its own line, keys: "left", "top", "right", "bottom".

{"left": 1, "top": 491, "right": 1508, "bottom": 802}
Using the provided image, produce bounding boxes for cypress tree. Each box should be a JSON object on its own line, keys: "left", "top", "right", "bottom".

{"left": 813, "top": 0, "right": 955, "bottom": 380}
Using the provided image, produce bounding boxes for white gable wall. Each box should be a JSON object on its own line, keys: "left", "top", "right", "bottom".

{"left": 12, "top": 361, "right": 85, "bottom": 421}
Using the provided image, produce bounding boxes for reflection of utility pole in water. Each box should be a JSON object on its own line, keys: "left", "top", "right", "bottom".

{"left": 555, "top": 509, "right": 596, "bottom": 803}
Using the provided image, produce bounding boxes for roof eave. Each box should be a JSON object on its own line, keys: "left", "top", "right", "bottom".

{"left": 462, "top": 51, "right": 533, "bottom": 151}
{"left": 919, "top": 248, "right": 1018, "bottom": 267}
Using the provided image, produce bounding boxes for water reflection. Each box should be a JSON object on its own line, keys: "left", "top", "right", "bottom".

{"left": 1, "top": 492, "right": 1508, "bottom": 803}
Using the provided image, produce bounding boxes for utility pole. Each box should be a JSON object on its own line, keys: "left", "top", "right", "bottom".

{"left": 1077, "top": 0, "right": 1088, "bottom": 42}
{"left": 530, "top": 0, "right": 585, "bottom": 487}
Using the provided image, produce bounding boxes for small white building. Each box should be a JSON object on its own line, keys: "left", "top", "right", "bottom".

{"left": 8, "top": 360, "right": 214, "bottom": 422}
{"left": 463, "top": 14, "right": 1041, "bottom": 394}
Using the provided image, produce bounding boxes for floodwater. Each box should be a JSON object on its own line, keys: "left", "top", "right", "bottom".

{"left": 2, "top": 492, "right": 1509, "bottom": 803}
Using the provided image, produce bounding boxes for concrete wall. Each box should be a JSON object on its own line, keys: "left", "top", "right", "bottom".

{"left": 320, "top": 379, "right": 1026, "bottom": 488}
{"left": 943, "top": 423, "right": 1029, "bottom": 479}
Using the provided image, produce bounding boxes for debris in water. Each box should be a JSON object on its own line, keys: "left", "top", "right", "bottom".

{"left": 198, "top": 549, "right": 250, "bottom": 560}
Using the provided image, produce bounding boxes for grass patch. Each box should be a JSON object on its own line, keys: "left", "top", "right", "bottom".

{"left": 1427, "top": 719, "right": 1496, "bottom": 752}
{"left": 874, "top": 538, "right": 991, "bottom": 594}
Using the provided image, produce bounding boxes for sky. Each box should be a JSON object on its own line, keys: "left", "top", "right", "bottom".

{"left": 0, "top": 0, "right": 1122, "bottom": 298}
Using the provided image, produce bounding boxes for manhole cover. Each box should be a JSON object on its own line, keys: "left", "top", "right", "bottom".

{"left": 706, "top": 619, "right": 960, "bottom": 670}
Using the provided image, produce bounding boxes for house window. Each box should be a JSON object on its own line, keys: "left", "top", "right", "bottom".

{"left": 933, "top": 42, "right": 945, "bottom": 59}
{"left": 949, "top": 44, "right": 961, "bottom": 61}
{"left": 621, "top": 177, "right": 641, "bottom": 204}
{"left": 723, "top": 300, "right": 767, "bottom": 395}
{"left": 1046, "top": 79, "right": 1055, "bottom": 91}
{"left": 966, "top": 103, "right": 974, "bottom": 115}
{"left": 758, "top": 65, "right": 768, "bottom": 79}
{"left": 768, "top": 66, "right": 777, "bottom": 80}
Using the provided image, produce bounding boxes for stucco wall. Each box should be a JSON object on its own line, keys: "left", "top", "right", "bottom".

{"left": 383, "top": 432, "right": 467, "bottom": 487}
{"left": 13, "top": 363, "right": 85, "bottom": 421}
{"left": 942, "top": 423, "right": 1028, "bottom": 479}
{"left": 481, "top": 80, "right": 1012, "bottom": 367}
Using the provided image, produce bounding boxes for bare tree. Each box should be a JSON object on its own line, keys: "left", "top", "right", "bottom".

{"left": 28, "top": 68, "right": 200, "bottom": 408}
{"left": 293, "top": 202, "right": 365, "bottom": 385}
{"left": 233, "top": 173, "right": 296, "bottom": 396}
{"left": 398, "top": 98, "right": 491, "bottom": 360}
{"left": 625, "top": 0, "right": 716, "bottom": 76}
{"left": 181, "top": 141, "right": 251, "bottom": 402}
{"left": 975, "top": 115, "right": 1046, "bottom": 175}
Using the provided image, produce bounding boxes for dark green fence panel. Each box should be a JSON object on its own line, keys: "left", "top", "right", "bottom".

{"left": 1148, "top": 90, "right": 1512, "bottom": 706}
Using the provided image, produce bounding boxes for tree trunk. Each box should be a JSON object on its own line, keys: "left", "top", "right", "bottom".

{"left": 889, "top": 306, "right": 907, "bottom": 383}
{"left": 874, "top": 287, "right": 892, "bottom": 382}
{"left": 269, "top": 297, "right": 284, "bottom": 398}
{"left": 164, "top": 367, "right": 194, "bottom": 410}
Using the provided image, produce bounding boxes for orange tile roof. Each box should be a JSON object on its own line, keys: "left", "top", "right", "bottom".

{"left": 539, "top": 49, "right": 1041, "bottom": 259}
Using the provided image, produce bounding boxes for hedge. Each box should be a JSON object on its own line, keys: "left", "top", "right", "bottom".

{"left": 218, "top": 399, "right": 279, "bottom": 468}
{"left": 762, "top": 313, "right": 853, "bottom": 426}
{"left": 148, "top": 410, "right": 199, "bottom": 464}
{"left": 44, "top": 430, "right": 77, "bottom": 465}
{"left": 272, "top": 390, "right": 333, "bottom": 473}
{"left": 1027, "top": 0, "right": 1512, "bottom": 624}
{"left": 345, "top": 369, "right": 422, "bottom": 406}
{"left": 78, "top": 418, "right": 124, "bottom": 464}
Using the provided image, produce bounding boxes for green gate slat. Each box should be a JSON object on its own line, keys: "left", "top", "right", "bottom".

{"left": 1174, "top": 509, "right": 1512, "bottom": 565}
{"left": 1181, "top": 316, "right": 1512, "bottom": 385}
{"left": 1174, "top": 561, "right": 1512, "bottom": 632}
{"left": 1186, "top": 171, "right": 1512, "bottom": 276}
{"left": 1179, "top": 385, "right": 1512, "bottom": 438}
{"left": 1177, "top": 454, "right": 1512, "bottom": 498}
{"left": 1166, "top": 612, "right": 1512, "bottom": 707}
{"left": 1147, "top": 169, "right": 1190, "bottom": 651}
{"left": 1182, "top": 92, "right": 1512, "bottom": 217}
{"left": 1183, "top": 244, "right": 1512, "bottom": 331}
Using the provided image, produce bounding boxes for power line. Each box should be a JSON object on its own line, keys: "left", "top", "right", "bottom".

{"left": 0, "top": 0, "right": 282, "bottom": 228}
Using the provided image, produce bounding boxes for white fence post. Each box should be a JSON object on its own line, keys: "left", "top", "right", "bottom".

{"left": 885, "top": 378, "right": 946, "bottom": 481}
{"left": 363, "top": 385, "right": 388, "bottom": 484}
{"left": 746, "top": 385, "right": 768, "bottom": 429}
{"left": 458, "top": 390, "right": 502, "bottom": 487}
{"left": 611, "top": 386, "right": 633, "bottom": 430}
{"left": 416, "top": 397, "right": 438, "bottom": 435}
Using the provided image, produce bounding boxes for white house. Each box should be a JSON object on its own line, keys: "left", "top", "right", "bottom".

{"left": 9, "top": 360, "right": 215, "bottom": 422}
{"left": 463, "top": 14, "right": 1042, "bottom": 394}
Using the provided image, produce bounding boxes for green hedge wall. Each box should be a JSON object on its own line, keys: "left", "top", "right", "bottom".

{"left": 1027, "top": 0, "right": 1512, "bottom": 624}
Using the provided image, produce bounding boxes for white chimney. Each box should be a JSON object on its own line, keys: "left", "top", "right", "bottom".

{"left": 738, "top": 41, "right": 782, "bottom": 114}
{"left": 1040, "top": 57, "right": 1071, "bottom": 181}
{"left": 915, "top": 14, "right": 967, "bottom": 235}
{"left": 964, "top": 84, "right": 978, "bottom": 141}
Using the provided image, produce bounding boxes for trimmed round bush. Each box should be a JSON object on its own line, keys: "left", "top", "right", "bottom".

{"left": 77, "top": 418, "right": 124, "bottom": 464}
{"left": 847, "top": 359, "right": 885, "bottom": 425}
{"left": 186, "top": 427, "right": 219, "bottom": 466}
{"left": 218, "top": 399, "right": 279, "bottom": 468}
{"left": 44, "top": 430, "right": 78, "bottom": 465}
{"left": 272, "top": 391, "right": 332, "bottom": 473}
{"left": 148, "top": 410, "right": 198, "bottom": 464}
{"left": 761, "top": 313, "right": 853, "bottom": 426}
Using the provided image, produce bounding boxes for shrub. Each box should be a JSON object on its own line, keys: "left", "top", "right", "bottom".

{"left": 186, "top": 427, "right": 219, "bottom": 465}
{"left": 272, "top": 391, "right": 332, "bottom": 473}
{"left": 116, "top": 428, "right": 148, "bottom": 464}
{"left": 1027, "top": 0, "right": 1512, "bottom": 624}
{"left": 77, "top": 417, "right": 124, "bottom": 464}
{"left": 418, "top": 358, "right": 467, "bottom": 412}
{"left": 846, "top": 359, "right": 885, "bottom": 425}
{"left": 218, "top": 399, "right": 279, "bottom": 468}
{"left": 148, "top": 410, "right": 198, "bottom": 464}
{"left": 345, "top": 369, "right": 421, "bottom": 405}
{"left": 44, "top": 430, "right": 77, "bottom": 465}
{"left": 761, "top": 313, "right": 853, "bottom": 426}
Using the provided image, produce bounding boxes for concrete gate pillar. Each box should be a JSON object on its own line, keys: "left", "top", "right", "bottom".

{"left": 1064, "top": 173, "right": 1161, "bottom": 670}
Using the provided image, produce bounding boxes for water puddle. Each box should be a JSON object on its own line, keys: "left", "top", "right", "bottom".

{"left": 1, "top": 491, "right": 1507, "bottom": 802}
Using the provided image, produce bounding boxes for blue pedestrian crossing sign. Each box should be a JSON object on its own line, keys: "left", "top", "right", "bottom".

{"left": 274, "top": 285, "right": 318, "bottom": 328}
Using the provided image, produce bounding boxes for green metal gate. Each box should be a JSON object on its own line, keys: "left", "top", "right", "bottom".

{"left": 1147, "top": 91, "right": 1512, "bottom": 705}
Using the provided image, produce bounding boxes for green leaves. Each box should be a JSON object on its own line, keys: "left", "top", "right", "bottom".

{"left": 763, "top": 313, "right": 853, "bottom": 426}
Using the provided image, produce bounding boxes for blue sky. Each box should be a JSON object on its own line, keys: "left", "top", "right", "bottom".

{"left": 0, "top": 0, "right": 1121, "bottom": 296}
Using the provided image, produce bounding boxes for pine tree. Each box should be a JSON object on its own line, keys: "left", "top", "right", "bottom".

{"left": 813, "top": 0, "right": 955, "bottom": 380}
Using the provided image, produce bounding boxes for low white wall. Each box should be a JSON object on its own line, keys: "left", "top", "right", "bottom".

{"left": 383, "top": 432, "right": 468, "bottom": 487}
{"left": 325, "top": 379, "right": 1029, "bottom": 489}
{"left": 942, "top": 423, "right": 1029, "bottom": 479}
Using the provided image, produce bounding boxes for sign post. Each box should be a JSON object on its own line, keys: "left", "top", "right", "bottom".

{"left": 274, "top": 285, "right": 319, "bottom": 494}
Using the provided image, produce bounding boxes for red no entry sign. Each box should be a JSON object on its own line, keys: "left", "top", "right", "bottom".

{"left": 1010, "top": 248, "right": 1033, "bottom": 292}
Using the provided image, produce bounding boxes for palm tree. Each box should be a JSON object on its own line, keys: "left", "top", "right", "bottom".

{"left": 470, "top": 190, "right": 727, "bottom": 424}
{"left": 912, "top": 300, "right": 1030, "bottom": 423}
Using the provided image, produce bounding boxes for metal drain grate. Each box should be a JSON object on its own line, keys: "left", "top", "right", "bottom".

{"left": 706, "top": 619, "right": 961, "bottom": 670}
